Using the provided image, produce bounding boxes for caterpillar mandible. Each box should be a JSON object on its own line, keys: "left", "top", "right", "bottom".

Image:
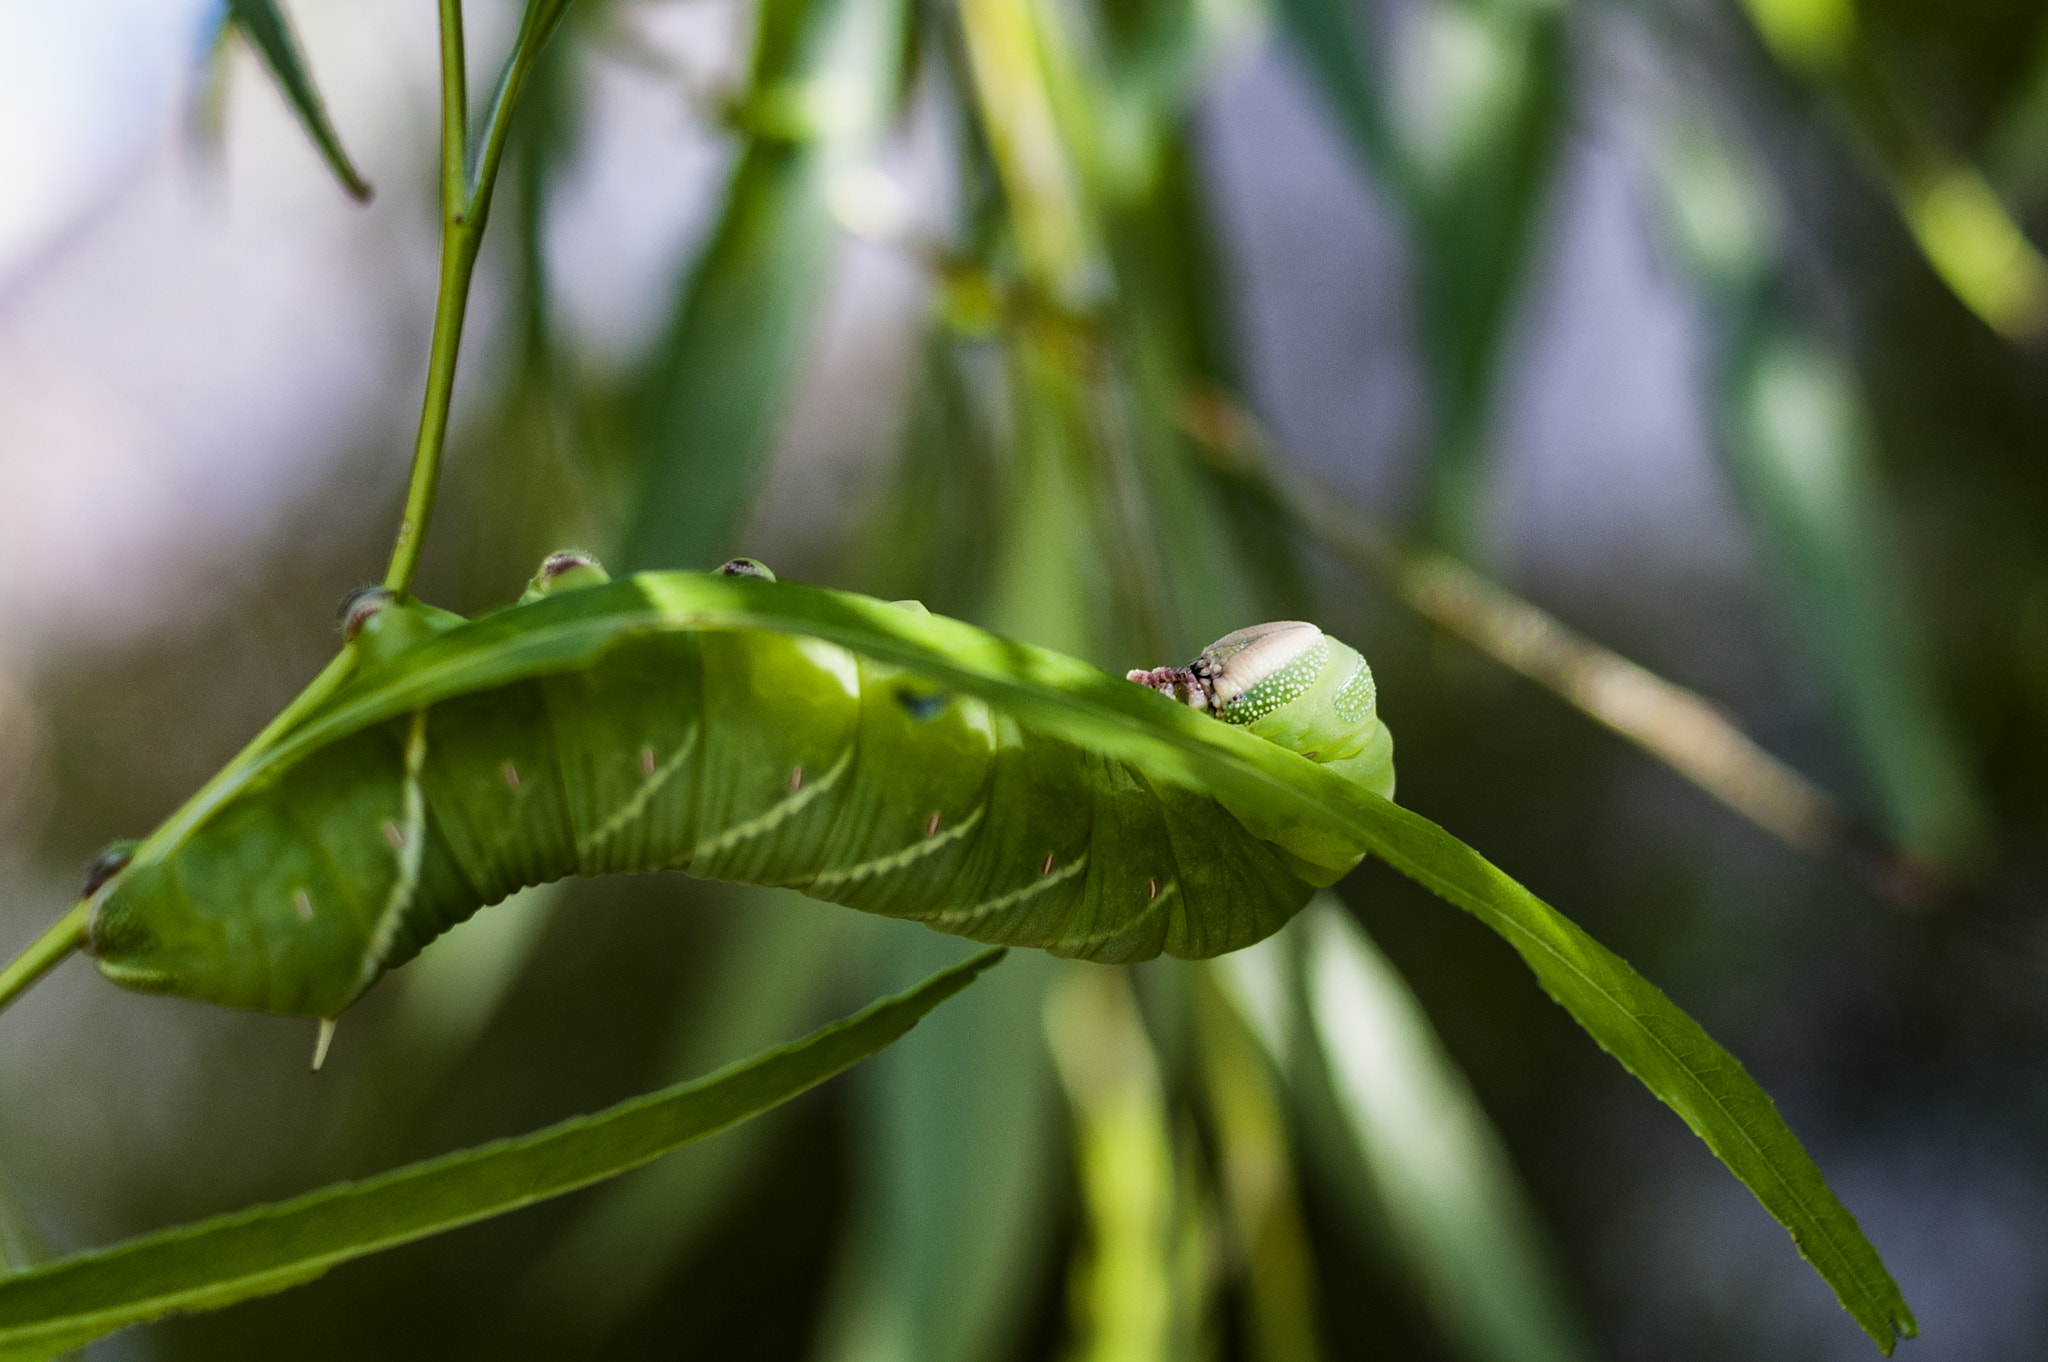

{"left": 80, "top": 557, "right": 1394, "bottom": 1021}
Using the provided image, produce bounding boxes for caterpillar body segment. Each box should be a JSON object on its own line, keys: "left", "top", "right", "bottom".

{"left": 86, "top": 569, "right": 1391, "bottom": 1019}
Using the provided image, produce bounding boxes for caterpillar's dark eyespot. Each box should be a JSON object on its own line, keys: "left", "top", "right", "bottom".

{"left": 81, "top": 582, "right": 1392, "bottom": 1020}
{"left": 82, "top": 840, "right": 139, "bottom": 898}
{"left": 895, "top": 687, "right": 949, "bottom": 721}
{"left": 717, "top": 557, "right": 776, "bottom": 581}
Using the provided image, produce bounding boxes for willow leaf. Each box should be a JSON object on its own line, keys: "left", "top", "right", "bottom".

{"left": 622, "top": 0, "right": 905, "bottom": 569}
{"left": 198, "top": 573, "right": 1913, "bottom": 1350}
{"left": 224, "top": 0, "right": 372, "bottom": 201}
{"left": 814, "top": 933, "right": 1057, "bottom": 1362}
{"left": 0, "top": 947, "right": 1002, "bottom": 1353}
{"left": 1251, "top": 899, "right": 1592, "bottom": 1362}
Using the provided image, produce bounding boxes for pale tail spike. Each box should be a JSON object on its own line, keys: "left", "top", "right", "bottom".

{"left": 312, "top": 1017, "right": 338, "bottom": 1072}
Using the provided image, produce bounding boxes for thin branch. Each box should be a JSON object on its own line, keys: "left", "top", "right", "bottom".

{"left": 385, "top": 0, "right": 573, "bottom": 595}
{"left": 439, "top": 0, "right": 470, "bottom": 217}
{"left": 469, "top": 1, "right": 577, "bottom": 210}
{"left": 384, "top": 0, "right": 480, "bottom": 594}
{"left": 0, "top": 905, "right": 86, "bottom": 1018}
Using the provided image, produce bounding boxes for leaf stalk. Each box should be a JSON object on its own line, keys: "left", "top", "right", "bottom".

{"left": 0, "top": 905, "right": 87, "bottom": 1018}
{"left": 384, "top": 0, "right": 576, "bottom": 595}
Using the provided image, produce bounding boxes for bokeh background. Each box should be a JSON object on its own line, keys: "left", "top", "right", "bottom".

{"left": 3, "top": 0, "right": 2048, "bottom": 1357}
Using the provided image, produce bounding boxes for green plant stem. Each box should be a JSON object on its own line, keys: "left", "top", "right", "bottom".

{"left": 384, "top": 0, "right": 477, "bottom": 595}
{"left": 0, "top": 0, "right": 581, "bottom": 1017}
{"left": 141, "top": 647, "right": 359, "bottom": 859}
{"left": 384, "top": 0, "right": 573, "bottom": 596}
{"left": 0, "top": 644, "right": 358, "bottom": 1016}
{"left": 0, "top": 905, "right": 87, "bottom": 1017}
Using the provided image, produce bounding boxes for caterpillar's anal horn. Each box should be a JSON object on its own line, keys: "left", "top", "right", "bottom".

{"left": 311, "top": 1018, "right": 338, "bottom": 1072}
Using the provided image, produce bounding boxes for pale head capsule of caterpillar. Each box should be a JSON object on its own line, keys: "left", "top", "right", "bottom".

{"left": 717, "top": 557, "right": 777, "bottom": 582}
{"left": 1189, "top": 622, "right": 1327, "bottom": 722}
{"left": 1125, "top": 622, "right": 1323, "bottom": 718}
{"left": 1127, "top": 621, "right": 1394, "bottom": 800}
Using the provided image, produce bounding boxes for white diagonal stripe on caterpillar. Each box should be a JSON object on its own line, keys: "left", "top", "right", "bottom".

{"left": 931, "top": 851, "right": 1089, "bottom": 927}
{"left": 1059, "top": 878, "right": 1179, "bottom": 950}
{"left": 676, "top": 748, "right": 854, "bottom": 866}
{"left": 801, "top": 805, "right": 987, "bottom": 892}
{"left": 576, "top": 727, "right": 702, "bottom": 859}
{"left": 356, "top": 709, "right": 430, "bottom": 992}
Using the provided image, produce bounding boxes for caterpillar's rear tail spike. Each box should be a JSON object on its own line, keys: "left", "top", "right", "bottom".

{"left": 312, "top": 1017, "right": 338, "bottom": 1072}
{"left": 0, "top": 902, "right": 89, "bottom": 1019}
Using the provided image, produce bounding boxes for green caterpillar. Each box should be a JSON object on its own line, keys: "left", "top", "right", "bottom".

{"left": 82, "top": 557, "right": 1393, "bottom": 1020}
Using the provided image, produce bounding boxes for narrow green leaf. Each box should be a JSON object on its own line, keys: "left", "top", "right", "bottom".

{"left": 535, "top": 892, "right": 852, "bottom": 1328}
{"left": 0, "top": 946, "right": 1004, "bottom": 1353}
{"left": 1273, "top": 0, "right": 1567, "bottom": 550}
{"left": 1333, "top": 809, "right": 1915, "bottom": 1354}
{"left": 1723, "top": 326, "right": 1987, "bottom": 867}
{"left": 813, "top": 933, "right": 1057, "bottom": 1362}
{"left": 1224, "top": 899, "right": 1591, "bottom": 1362}
{"left": 147, "top": 574, "right": 1909, "bottom": 1350}
{"left": 1641, "top": 99, "right": 1987, "bottom": 867}
{"left": 622, "top": 0, "right": 907, "bottom": 570}
{"left": 1047, "top": 966, "right": 1203, "bottom": 1362}
{"left": 224, "top": 0, "right": 373, "bottom": 201}
{"left": 1193, "top": 965, "right": 1326, "bottom": 1362}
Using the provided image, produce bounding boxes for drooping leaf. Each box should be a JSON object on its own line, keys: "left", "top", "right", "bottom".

{"left": 224, "top": 0, "right": 373, "bottom": 201}
{"left": 1046, "top": 965, "right": 1199, "bottom": 1362}
{"left": 1222, "top": 899, "right": 1591, "bottom": 1362}
{"left": 1193, "top": 965, "right": 1326, "bottom": 1362}
{"left": 534, "top": 890, "right": 853, "bottom": 1330}
{"left": 1641, "top": 97, "right": 1988, "bottom": 867}
{"left": 1270, "top": 0, "right": 1568, "bottom": 549}
{"left": 0, "top": 947, "right": 1003, "bottom": 1354}
{"left": 207, "top": 572, "right": 1913, "bottom": 1350}
{"left": 1721, "top": 329, "right": 1987, "bottom": 865}
{"left": 812, "top": 931, "right": 1057, "bottom": 1362}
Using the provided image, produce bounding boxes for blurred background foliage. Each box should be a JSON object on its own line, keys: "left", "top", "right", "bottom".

{"left": 3, "top": 0, "right": 2048, "bottom": 1355}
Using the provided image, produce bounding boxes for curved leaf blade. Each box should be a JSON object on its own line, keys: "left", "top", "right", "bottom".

{"left": 0, "top": 946, "right": 1003, "bottom": 1353}
{"left": 225, "top": 0, "right": 372, "bottom": 201}
{"left": 151, "top": 574, "right": 1909, "bottom": 1349}
{"left": 1351, "top": 810, "right": 1916, "bottom": 1354}
{"left": 1258, "top": 900, "right": 1592, "bottom": 1362}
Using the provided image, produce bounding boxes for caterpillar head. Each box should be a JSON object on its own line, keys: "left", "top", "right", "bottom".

{"left": 1127, "top": 622, "right": 1325, "bottom": 724}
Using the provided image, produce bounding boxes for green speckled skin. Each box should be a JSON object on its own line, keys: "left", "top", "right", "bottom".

{"left": 1228, "top": 636, "right": 1394, "bottom": 799}
{"left": 87, "top": 578, "right": 1394, "bottom": 1018}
